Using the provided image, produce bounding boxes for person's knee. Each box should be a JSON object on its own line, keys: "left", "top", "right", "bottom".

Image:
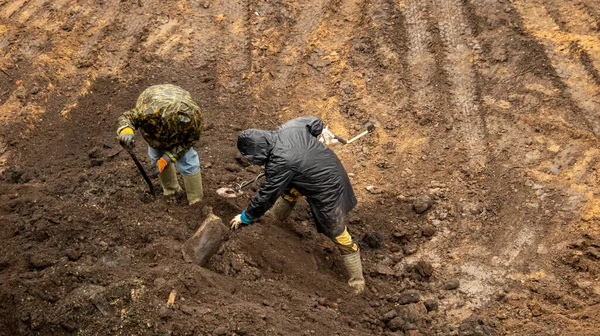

{"left": 176, "top": 148, "right": 200, "bottom": 175}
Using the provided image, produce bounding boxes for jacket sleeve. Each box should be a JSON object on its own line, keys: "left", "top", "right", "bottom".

{"left": 116, "top": 109, "right": 144, "bottom": 135}
{"left": 280, "top": 116, "right": 323, "bottom": 137}
{"left": 245, "top": 158, "right": 294, "bottom": 220}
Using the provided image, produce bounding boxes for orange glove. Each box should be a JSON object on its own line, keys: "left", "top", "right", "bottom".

{"left": 157, "top": 155, "right": 171, "bottom": 173}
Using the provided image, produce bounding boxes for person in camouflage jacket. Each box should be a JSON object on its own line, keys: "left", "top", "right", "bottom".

{"left": 116, "top": 84, "right": 204, "bottom": 204}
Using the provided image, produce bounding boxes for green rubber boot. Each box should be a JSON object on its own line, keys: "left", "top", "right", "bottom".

{"left": 341, "top": 251, "right": 365, "bottom": 294}
{"left": 158, "top": 163, "right": 182, "bottom": 195}
{"left": 182, "top": 170, "right": 203, "bottom": 205}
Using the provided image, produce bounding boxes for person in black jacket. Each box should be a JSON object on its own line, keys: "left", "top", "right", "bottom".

{"left": 230, "top": 116, "right": 365, "bottom": 293}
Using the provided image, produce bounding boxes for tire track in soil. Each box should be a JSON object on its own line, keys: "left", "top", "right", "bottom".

{"left": 579, "top": 1, "right": 600, "bottom": 31}
{"left": 24, "top": 0, "right": 68, "bottom": 31}
{"left": 431, "top": 0, "right": 486, "bottom": 173}
{"left": 399, "top": 0, "right": 441, "bottom": 123}
{"left": 513, "top": 0, "right": 600, "bottom": 137}
{"left": 360, "top": 0, "right": 426, "bottom": 161}
{"left": 142, "top": 19, "right": 180, "bottom": 51}
{"left": 212, "top": 0, "right": 251, "bottom": 95}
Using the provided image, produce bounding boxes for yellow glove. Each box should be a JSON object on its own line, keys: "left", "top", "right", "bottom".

{"left": 118, "top": 127, "right": 135, "bottom": 147}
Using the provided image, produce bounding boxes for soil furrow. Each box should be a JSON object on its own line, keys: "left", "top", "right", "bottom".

{"left": 1, "top": 0, "right": 29, "bottom": 19}
{"left": 552, "top": 0, "right": 600, "bottom": 83}
{"left": 513, "top": 0, "right": 600, "bottom": 137}
{"left": 213, "top": 0, "right": 251, "bottom": 93}
{"left": 253, "top": 0, "right": 328, "bottom": 107}
{"left": 143, "top": 19, "right": 180, "bottom": 50}
{"left": 15, "top": 0, "right": 46, "bottom": 23}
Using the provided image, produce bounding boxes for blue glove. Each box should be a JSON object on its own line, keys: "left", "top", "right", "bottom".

{"left": 240, "top": 210, "right": 253, "bottom": 224}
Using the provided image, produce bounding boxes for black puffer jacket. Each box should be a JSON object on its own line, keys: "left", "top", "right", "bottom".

{"left": 237, "top": 116, "right": 357, "bottom": 238}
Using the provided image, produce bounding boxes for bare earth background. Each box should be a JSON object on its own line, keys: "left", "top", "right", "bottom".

{"left": 1, "top": 0, "right": 600, "bottom": 335}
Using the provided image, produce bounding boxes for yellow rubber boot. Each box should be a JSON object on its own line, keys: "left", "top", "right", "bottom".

{"left": 158, "top": 163, "right": 181, "bottom": 195}
{"left": 182, "top": 170, "right": 203, "bottom": 205}
{"left": 341, "top": 250, "right": 365, "bottom": 294}
{"left": 265, "top": 197, "right": 296, "bottom": 222}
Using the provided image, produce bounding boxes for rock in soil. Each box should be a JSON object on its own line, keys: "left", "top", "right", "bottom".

{"left": 29, "top": 254, "right": 55, "bottom": 269}
{"left": 393, "top": 229, "right": 408, "bottom": 240}
{"left": 376, "top": 264, "right": 396, "bottom": 276}
{"left": 158, "top": 306, "right": 173, "bottom": 320}
{"left": 396, "top": 290, "right": 420, "bottom": 305}
{"left": 414, "top": 260, "right": 434, "bottom": 279}
{"left": 403, "top": 244, "right": 418, "bottom": 255}
{"left": 421, "top": 225, "right": 436, "bottom": 237}
{"left": 88, "top": 146, "right": 103, "bottom": 159}
{"left": 444, "top": 279, "right": 460, "bottom": 290}
{"left": 398, "top": 303, "right": 427, "bottom": 328}
{"left": 424, "top": 299, "right": 439, "bottom": 312}
{"left": 413, "top": 195, "right": 433, "bottom": 214}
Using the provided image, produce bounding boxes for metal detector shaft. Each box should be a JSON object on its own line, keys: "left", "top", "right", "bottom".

{"left": 121, "top": 144, "right": 156, "bottom": 196}
{"left": 238, "top": 171, "right": 265, "bottom": 190}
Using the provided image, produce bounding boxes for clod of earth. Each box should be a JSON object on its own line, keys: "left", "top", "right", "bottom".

{"left": 182, "top": 209, "right": 229, "bottom": 266}
{"left": 381, "top": 309, "right": 398, "bottom": 322}
{"left": 403, "top": 244, "right": 418, "bottom": 255}
{"left": 396, "top": 290, "right": 421, "bottom": 305}
{"left": 376, "top": 264, "right": 396, "bottom": 276}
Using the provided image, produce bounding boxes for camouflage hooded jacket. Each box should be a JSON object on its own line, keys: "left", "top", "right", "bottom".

{"left": 116, "top": 84, "right": 202, "bottom": 162}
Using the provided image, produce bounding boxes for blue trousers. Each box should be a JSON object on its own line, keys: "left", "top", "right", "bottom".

{"left": 147, "top": 146, "right": 200, "bottom": 175}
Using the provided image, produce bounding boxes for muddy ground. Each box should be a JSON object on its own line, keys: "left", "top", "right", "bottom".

{"left": 1, "top": 0, "right": 600, "bottom": 335}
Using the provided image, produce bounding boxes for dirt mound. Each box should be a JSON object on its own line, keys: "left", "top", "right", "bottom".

{"left": 1, "top": 0, "right": 600, "bottom": 335}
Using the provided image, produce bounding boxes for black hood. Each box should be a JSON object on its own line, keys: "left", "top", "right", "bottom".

{"left": 237, "top": 129, "right": 275, "bottom": 165}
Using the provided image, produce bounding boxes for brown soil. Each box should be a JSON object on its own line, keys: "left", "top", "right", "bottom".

{"left": 1, "top": 0, "right": 600, "bottom": 335}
